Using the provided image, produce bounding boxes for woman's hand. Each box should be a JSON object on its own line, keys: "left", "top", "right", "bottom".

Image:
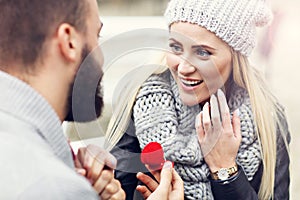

{"left": 136, "top": 161, "right": 184, "bottom": 200}
{"left": 196, "top": 89, "right": 241, "bottom": 172}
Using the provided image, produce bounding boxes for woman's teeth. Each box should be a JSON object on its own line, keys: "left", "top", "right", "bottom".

{"left": 181, "top": 79, "right": 203, "bottom": 87}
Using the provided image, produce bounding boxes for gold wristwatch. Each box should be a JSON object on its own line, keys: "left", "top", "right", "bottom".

{"left": 211, "top": 164, "right": 238, "bottom": 180}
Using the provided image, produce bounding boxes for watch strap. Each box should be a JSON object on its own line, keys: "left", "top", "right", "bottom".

{"left": 211, "top": 164, "right": 238, "bottom": 180}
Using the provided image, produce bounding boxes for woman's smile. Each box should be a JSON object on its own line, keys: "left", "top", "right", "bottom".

{"left": 179, "top": 77, "right": 204, "bottom": 91}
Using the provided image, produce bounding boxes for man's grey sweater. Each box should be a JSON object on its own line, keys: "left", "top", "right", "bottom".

{"left": 0, "top": 71, "right": 98, "bottom": 200}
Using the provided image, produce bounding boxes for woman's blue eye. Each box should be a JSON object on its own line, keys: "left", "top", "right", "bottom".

{"left": 169, "top": 43, "right": 183, "bottom": 53}
{"left": 196, "top": 49, "right": 211, "bottom": 57}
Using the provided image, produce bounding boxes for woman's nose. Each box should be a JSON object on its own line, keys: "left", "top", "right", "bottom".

{"left": 178, "top": 58, "right": 196, "bottom": 75}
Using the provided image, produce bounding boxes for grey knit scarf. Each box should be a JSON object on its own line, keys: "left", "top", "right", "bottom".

{"left": 133, "top": 70, "right": 261, "bottom": 200}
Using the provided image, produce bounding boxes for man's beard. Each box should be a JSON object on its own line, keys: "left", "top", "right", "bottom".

{"left": 64, "top": 45, "right": 104, "bottom": 122}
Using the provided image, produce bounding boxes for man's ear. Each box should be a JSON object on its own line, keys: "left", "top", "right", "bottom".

{"left": 57, "top": 23, "right": 82, "bottom": 62}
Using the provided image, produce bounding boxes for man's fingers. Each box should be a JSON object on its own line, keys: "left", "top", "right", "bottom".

{"left": 171, "top": 169, "right": 184, "bottom": 191}
{"left": 136, "top": 185, "right": 152, "bottom": 199}
{"left": 101, "top": 151, "right": 117, "bottom": 169}
{"left": 75, "top": 168, "right": 86, "bottom": 176}
{"left": 84, "top": 144, "right": 117, "bottom": 171}
{"left": 158, "top": 161, "right": 173, "bottom": 189}
{"left": 93, "top": 169, "right": 113, "bottom": 194}
{"left": 109, "top": 189, "right": 126, "bottom": 200}
{"left": 145, "top": 164, "right": 161, "bottom": 183}
{"left": 171, "top": 169, "right": 184, "bottom": 199}
{"left": 87, "top": 156, "right": 106, "bottom": 183}
{"left": 100, "top": 179, "right": 121, "bottom": 200}
{"left": 136, "top": 172, "right": 159, "bottom": 192}
{"left": 76, "top": 147, "right": 86, "bottom": 167}
{"left": 81, "top": 145, "right": 116, "bottom": 181}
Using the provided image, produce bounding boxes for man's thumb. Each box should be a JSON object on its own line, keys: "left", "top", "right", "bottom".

{"left": 159, "top": 161, "right": 173, "bottom": 188}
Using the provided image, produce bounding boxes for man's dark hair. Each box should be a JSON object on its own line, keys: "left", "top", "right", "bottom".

{"left": 0, "top": 0, "right": 89, "bottom": 68}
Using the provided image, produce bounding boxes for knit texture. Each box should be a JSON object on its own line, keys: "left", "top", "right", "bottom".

{"left": 0, "top": 71, "right": 99, "bottom": 200}
{"left": 164, "top": 0, "right": 273, "bottom": 56}
{"left": 0, "top": 71, "right": 74, "bottom": 167}
{"left": 133, "top": 70, "right": 261, "bottom": 199}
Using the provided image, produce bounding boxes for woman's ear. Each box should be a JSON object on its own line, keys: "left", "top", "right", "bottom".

{"left": 57, "top": 23, "right": 82, "bottom": 62}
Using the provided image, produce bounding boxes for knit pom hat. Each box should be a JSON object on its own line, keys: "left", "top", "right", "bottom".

{"left": 164, "top": 0, "right": 273, "bottom": 56}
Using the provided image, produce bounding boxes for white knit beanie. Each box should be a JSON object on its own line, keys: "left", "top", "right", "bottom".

{"left": 164, "top": 0, "right": 273, "bottom": 56}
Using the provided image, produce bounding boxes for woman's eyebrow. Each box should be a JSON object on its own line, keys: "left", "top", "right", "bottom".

{"left": 191, "top": 45, "right": 216, "bottom": 51}
{"left": 169, "top": 38, "right": 181, "bottom": 44}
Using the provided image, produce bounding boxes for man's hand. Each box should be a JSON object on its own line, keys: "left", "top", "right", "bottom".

{"left": 136, "top": 161, "right": 184, "bottom": 200}
{"left": 75, "top": 144, "right": 125, "bottom": 200}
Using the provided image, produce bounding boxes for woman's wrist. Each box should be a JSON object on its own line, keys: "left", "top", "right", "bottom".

{"left": 210, "top": 163, "right": 238, "bottom": 180}
{"left": 207, "top": 160, "right": 237, "bottom": 173}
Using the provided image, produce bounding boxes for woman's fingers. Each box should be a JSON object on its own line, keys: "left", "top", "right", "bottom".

{"left": 210, "top": 94, "right": 221, "bottom": 130}
{"left": 195, "top": 112, "right": 205, "bottom": 142}
{"left": 232, "top": 109, "right": 242, "bottom": 140}
{"left": 202, "top": 90, "right": 233, "bottom": 133}
{"left": 202, "top": 102, "right": 211, "bottom": 132}
{"left": 217, "top": 89, "right": 232, "bottom": 131}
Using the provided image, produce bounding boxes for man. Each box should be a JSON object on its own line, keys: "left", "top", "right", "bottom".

{"left": 0, "top": 0, "right": 125, "bottom": 199}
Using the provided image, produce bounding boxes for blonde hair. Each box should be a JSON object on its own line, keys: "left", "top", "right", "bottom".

{"left": 232, "top": 50, "right": 289, "bottom": 199}
{"left": 105, "top": 51, "right": 288, "bottom": 199}
{"left": 105, "top": 55, "right": 167, "bottom": 150}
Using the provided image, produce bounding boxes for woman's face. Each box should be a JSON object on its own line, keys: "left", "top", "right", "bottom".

{"left": 166, "top": 22, "right": 233, "bottom": 106}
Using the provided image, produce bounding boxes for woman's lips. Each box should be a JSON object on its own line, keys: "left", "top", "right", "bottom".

{"left": 180, "top": 78, "right": 204, "bottom": 91}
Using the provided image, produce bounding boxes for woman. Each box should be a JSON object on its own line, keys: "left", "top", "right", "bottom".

{"left": 106, "top": 0, "right": 290, "bottom": 199}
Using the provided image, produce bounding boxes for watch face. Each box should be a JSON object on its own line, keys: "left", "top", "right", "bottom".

{"left": 217, "top": 168, "right": 229, "bottom": 180}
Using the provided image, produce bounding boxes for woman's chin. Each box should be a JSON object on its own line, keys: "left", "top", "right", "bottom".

{"left": 180, "top": 93, "right": 210, "bottom": 107}
{"left": 180, "top": 95, "right": 199, "bottom": 107}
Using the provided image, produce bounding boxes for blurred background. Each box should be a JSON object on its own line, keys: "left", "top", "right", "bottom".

{"left": 66, "top": 0, "right": 300, "bottom": 199}
{"left": 97, "top": 0, "right": 169, "bottom": 16}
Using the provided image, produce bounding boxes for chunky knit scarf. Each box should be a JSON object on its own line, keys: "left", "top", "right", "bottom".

{"left": 133, "top": 70, "right": 262, "bottom": 200}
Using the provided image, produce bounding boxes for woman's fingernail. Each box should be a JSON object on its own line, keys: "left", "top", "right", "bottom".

{"left": 211, "top": 94, "right": 216, "bottom": 100}
{"left": 235, "top": 108, "right": 240, "bottom": 117}
{"left": 110, "top": 158, "right": 117, "bottom": 168}
{"left": 204, "top": 102, "right": 208, "bottom": 107}
{"left": 163, "top": 161, "right": 172, "bottom": 169}
{"left": 195, "top": 112, "right": 201, "bottom": 127}
{"left": 217, "top": 89, "right": 225, "bottom": 98}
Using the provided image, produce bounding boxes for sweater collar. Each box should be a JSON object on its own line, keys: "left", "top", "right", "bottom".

{"left": 0, "top": 71, "right": 74, "bottom": 168}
